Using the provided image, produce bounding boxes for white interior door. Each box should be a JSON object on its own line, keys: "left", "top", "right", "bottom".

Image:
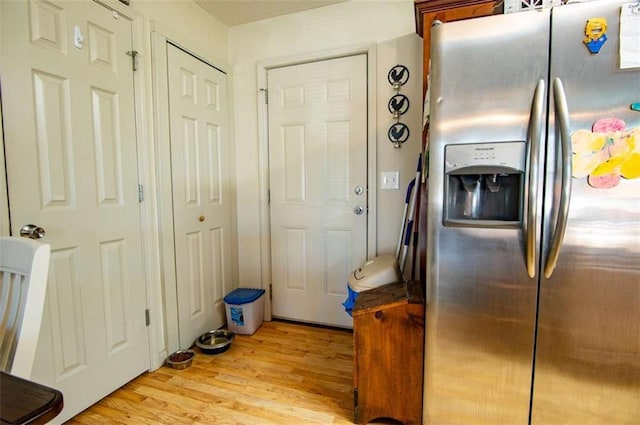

{"left": 267, "top": 54, "right": 368, "bottom": 328}
{"left": 167, "top": 44, "right": 233, "bottom": 348}
{"left": 1, "top": 0, "right": 149, "bottom": 422}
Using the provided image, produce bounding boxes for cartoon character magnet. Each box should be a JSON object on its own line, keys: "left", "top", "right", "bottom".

{"left": 583, "top": 18, "right": 608, "bottom": 54}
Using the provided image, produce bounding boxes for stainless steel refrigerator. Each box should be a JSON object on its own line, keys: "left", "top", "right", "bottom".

{"left": 424, "top": 1, "right": 640, "bottom": 424}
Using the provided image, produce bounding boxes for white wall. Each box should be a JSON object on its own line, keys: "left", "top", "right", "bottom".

{"left": 130, "top": 0, "right": 228, "bottom": 61}
{"left": 229, "top": 0, "right": 423, "bottom": 286}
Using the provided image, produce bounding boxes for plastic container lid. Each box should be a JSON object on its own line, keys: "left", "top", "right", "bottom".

{"left": 223, "top": 288, "right": 265, "bottom": 305}
{"left": 348, "top": 254, "right": 401, "bottom": 292}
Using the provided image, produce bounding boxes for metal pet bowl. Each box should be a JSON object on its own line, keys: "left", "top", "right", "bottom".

{"left": 196, "top": 329, "right": 234, "bottom": 355}
{"left": 166, "top": 349, "right": 195, "bottom": 369}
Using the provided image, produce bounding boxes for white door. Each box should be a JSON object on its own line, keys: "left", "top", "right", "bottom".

{"left": 167, "top": 44, "right": 233, "bottom": 348}
{"left": 267, "top": 55, "right": 368, "bottom": 328}
{"left": 1, "top": 0, "right": 149, "bottom": 422}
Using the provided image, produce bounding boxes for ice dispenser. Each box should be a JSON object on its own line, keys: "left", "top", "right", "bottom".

{"left": 444, "top": 141, "right": 525, "bottom": 227}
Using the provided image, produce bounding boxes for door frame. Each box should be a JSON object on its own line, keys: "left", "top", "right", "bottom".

{"left": 256, "top": 44, "right": 378, "bottom": 321}
{"left": 105, "top": 0, "right": 162, "bottom": 374}
{"left": 151, "top": 30, "right": 238, "bottom": 355}
{"left": 98, "top": 0, "right": 163, "bottom": 373}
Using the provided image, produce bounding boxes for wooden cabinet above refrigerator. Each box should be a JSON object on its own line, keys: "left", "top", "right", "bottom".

{"left": 414, "top": 0, "right": 501, "bottom": 96}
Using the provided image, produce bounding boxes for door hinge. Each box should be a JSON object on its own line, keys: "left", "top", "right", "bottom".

{"left": 269, "top": 283, "right": 273, "bottom": 300}
{"left": 145, "top": 309, "right": 150, "bottom": 326}
{"left": 267, "top": 189, "right": 270, "bottom": 204}
{"left": 138, "top": 184, "right": 144, "bottom": 202}
{"left": 260, "top": 88, "right": 268, "bottom": 104}
{"left": 126, "top": 50, "right": 138, "bottom": 71}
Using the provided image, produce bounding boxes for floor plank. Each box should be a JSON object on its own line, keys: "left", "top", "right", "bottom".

{"left": 68, "top": 321, "right": 355, "bottom": 425}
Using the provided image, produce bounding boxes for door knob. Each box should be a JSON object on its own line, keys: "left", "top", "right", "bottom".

{"left": 20, "top": 224, "right": 46, "bottom": 239}
{"left": 353, "top": 205, "right": 365, "bottom": 215}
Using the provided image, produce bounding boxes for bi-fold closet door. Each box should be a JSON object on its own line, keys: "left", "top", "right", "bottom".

{"left": 166, "top": 43, "right": 234, "bottom": 349}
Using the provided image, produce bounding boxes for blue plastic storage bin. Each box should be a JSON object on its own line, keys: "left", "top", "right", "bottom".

{"left": 223, "top": 288, "right": 265, "bottom": 335}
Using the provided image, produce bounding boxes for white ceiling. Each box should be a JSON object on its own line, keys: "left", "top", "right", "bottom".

{"left": 193, "top": 0, "right": 347, "bottom": 27}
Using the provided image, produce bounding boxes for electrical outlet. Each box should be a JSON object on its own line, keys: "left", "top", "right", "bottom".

{"left": 381, "top": 171, "right": 399, "bottom": 190}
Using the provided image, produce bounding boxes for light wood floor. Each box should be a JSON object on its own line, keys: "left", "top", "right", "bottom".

{"left": 68, "top": 320, "right": 355, "bottom": 424}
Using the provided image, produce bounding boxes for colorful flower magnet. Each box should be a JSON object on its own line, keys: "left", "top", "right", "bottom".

{"left": 571, "top": 117, "right": 640, "bottom": 189}
{"left": 583, "top": 18, "right": 608, "bottom": 54}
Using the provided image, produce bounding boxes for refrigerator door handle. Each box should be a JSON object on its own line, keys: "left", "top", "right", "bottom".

{"left": 525, "top": 80, "right": 545, "bottom": 278}
{"left": 544, "top": 78, "right": 572, "bottom": 278}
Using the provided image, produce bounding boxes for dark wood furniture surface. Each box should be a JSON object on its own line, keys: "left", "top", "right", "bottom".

{"left": 353, "top": 281, "right": 425, "bottom": 425}
{"left": 0, "top": 371, "right": 63, "bottom": 425}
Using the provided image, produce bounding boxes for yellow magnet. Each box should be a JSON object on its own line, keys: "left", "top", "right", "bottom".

{"left": 583, "top": 18, "right": 608, "bottom": 54}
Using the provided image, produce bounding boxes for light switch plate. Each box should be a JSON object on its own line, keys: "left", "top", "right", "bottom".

{"left": 381, "top": 171, "right": 399, "bottom": 190}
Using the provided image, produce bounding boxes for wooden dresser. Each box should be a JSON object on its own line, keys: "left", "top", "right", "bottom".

{"left": 353, "top": 281, "right": 425, "bottom": 424}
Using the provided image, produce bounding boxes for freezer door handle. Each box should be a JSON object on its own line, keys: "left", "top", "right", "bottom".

{"left": 544, "top": 78, "right": 573, "bottom": 278}
{"left": 525, "top": 80, "right": 545, "bottom": 278}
